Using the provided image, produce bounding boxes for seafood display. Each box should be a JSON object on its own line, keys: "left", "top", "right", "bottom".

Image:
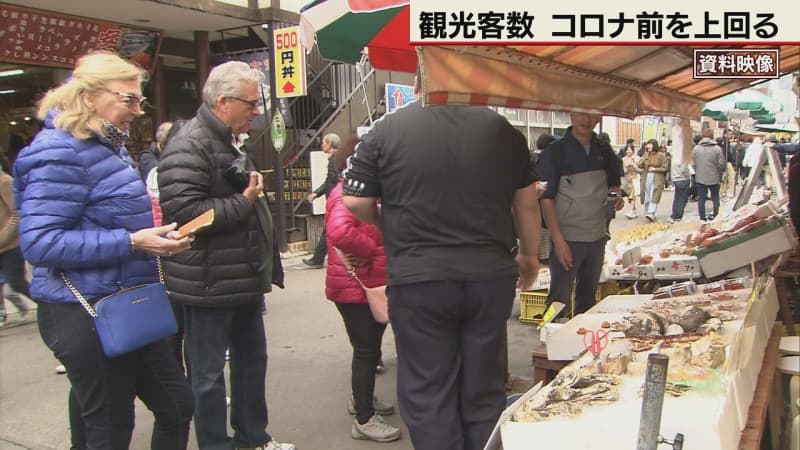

{"left": 514, "top": 372, "right": 622, "bottom": 422}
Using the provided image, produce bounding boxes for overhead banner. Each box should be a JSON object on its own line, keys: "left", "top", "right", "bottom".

{"left": 0, "top": 2, "right": 161, "bottom": 70}
{"left": 409, "top": 0, "right": 799, "bottom": 44}
{"left": 273, "top": 25, "right": 307, "bottom": 98}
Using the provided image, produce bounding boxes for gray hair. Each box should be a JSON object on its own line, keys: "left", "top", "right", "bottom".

{"left": 155, "top": 121, "right": 173, "bottom": 147}
{"left": 323, "top": 133, "right": 341, "bottom": 150}
{"left": 202, "top": 61, "right": 264, "bottom": 108}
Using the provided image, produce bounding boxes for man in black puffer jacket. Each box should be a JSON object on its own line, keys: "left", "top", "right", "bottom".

{"left": 158, "top": 61, "right": 292, "bottom": 450}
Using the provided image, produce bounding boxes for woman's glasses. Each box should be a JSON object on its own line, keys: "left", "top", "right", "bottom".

{"left": 107, "top": 90, "right": 147, "bottom": 109}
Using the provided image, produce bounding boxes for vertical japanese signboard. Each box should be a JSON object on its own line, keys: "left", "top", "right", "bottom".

{"left": 273, "top": 26, "right": 306, "bottom": 98}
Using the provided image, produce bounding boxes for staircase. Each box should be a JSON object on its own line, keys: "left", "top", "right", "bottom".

{"left": 259, "top": 48, "right": 412, "bottom": 247}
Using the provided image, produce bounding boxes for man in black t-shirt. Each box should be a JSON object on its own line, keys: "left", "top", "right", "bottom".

{"left": 342, "top": 75, "right": 541, "bottom": 450}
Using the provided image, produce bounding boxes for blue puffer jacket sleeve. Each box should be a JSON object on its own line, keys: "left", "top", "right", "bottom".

{"left": 13, "top": 115, "right": 157, "bottom": 303}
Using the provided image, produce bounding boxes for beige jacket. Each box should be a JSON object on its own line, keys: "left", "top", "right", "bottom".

{"left": 0, "top": 171, "right": 20, "bottom": 254}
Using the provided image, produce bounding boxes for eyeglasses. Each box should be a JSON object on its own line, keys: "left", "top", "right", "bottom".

{"left": 107, "top": 90, "right": 147, "bottom": 108}
{"left": 228, "top": 96, "right": 260, "bottom": 108}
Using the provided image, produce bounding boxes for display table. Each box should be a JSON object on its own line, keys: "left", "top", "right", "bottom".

{"left": 507, "top": 278, "right": 780, "bottom": 450}
{"left": 738, "top": 323, "right": 781, "bottom": 450}
{"left": 530, "top": 341, "right": 569, "bottom": 384}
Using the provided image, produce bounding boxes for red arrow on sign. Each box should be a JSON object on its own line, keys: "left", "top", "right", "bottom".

{"left": 282, "top": 81, "right": 295, "bottom": 94}
{"left": 392, "top": 89, "right": 404, "bottom": 108}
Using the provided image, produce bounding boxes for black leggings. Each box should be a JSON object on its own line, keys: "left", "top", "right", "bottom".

{"left": 335, "top": 302, "right": 387, "bottom": 423}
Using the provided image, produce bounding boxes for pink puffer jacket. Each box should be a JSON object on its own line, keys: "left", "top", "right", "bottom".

{"left": 324, "top": 181, "right": 386, "bottom": 303}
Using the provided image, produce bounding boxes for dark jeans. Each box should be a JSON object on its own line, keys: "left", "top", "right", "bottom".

{"left": 309, "top": 227, "right": 327, "bottom": 264}
{"left": 0, "top": 247, "right": 30, "bottom": 317}
{"left": 389, "top": 276, "right": 515, "bottom": 450}
{"left": 37, "top": 301, "right": 193, "bottom": 450}
{"left": 670, "top": 179, "right": 691, "bottom": 220}
{"left": 335, "top": 302, "right": 387, "bottom": 423}
{"left": 696, "top": 183, "right": 721, "bottom": 220}
{"left": 547, "top": 238, "right": 605, "bottom": 315}
{"left": 184, "top": 301, "right": 270, "bottom": 450}
{"left": 167, "top": 300, "right": 189, "bottom": 377}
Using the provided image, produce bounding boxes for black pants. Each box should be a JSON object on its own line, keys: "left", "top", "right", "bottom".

{"left": 547, "top": 238, "right": 606, "bottom": 315}
{"left": 309, "top": 227, "right": 327, "bottom": 264}
{"left": 389, "top": 277, "right": 515, "bottom": 450}
{"left": 38, "top": 301, "right": 194, "bottom": 450}
{"left": 335, "top": 302, "right": 387, "bottom": 423}
{"left": 0, "top": 247, "right": 30, "bottom": 296}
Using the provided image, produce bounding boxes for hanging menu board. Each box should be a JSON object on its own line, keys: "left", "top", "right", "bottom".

{"left": 0, "top": 2, "right": 160, "bottom": 70}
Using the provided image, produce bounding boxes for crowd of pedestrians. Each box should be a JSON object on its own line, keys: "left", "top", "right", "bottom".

{"left": 2, "top": 48, "right": 798, "bottom": 450}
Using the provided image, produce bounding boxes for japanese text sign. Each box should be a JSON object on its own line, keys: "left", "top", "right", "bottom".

{"left": 694, "top": 49, "right": 779, "bottom": 79}
{"left": 273, "top": 26, "right": 306, "bottom": 98}
{"left": 0, "top": 3, "right": 120, "bottom": 68}
{"left": 409, "top": 0, "right": 798, "bottom": 44}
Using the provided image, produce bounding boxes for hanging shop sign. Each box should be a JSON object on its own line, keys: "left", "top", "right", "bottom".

{"left": 0, "top": 3, "right": 161, "bottom": 70}
{"left": 273, "top": 25, "right": 307, "bottom": 98}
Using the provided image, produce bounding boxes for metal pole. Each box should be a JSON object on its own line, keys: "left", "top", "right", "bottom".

{"left": 266, "top": 21, "right": 288, "bottom": 252}
{"left": 637, "top": 354, "right": 669, "bottom": 450}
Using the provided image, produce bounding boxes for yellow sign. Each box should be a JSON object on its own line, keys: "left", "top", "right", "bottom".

{"left": 273, "top": 26, "right": 306, "bottom": 98}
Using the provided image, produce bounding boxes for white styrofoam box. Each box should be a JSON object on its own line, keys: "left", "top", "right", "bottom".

{"left": 697, "top": 224, "right": 796, "bottom": 278}
{"left": 606, "top": 264, "right": 655, "bottom": 280}
{"left": 546, "top": 313, "right": 625, "bottom": 361}
{"left": 539, "top": 323, "right": 565, "bottom": 344}
{"left": 653, "top": 256, "right": 701, "bottom": 279}
{"left": 589, "top": 294, "right": 651, "bottom": 314}
{"left": 501, "top": 375, "right": 736, "bottom": 450}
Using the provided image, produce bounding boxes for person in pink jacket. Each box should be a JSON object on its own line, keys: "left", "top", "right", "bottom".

{"left": 324, "top": 134, "right": 401, "bottom": 443}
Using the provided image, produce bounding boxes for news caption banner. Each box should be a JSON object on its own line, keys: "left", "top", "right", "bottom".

{"left": 408, "top": 0, "right": 799, "bottom": 45}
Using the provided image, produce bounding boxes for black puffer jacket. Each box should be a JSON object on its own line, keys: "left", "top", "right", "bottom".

{"left": 158, "top": 104, "right": 283, "bottom": 306}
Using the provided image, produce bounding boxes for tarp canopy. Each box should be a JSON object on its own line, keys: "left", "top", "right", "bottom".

{"left": 417, "top": 45, "right": 800, "bottom": 120}
{"left": 301, "top": 1, "right": 800, "bottom": 119}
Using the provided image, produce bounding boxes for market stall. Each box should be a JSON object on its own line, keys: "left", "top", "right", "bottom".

{"left": 504, "top": 274, "right": 782, "bottom": 450}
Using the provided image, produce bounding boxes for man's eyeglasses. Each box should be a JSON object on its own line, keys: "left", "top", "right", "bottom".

{"left": 108, "top": 90, "right": 147, "bottom": 108}
{"left": 228, "top": 96, "right": 260, "bottom": 108}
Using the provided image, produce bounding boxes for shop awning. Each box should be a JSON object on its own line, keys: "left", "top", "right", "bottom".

{"left": 300, "top": 1, "right": 800, "bottom": 119}
{"left": 417, "top": 45, "right": 800, "bottom": 120}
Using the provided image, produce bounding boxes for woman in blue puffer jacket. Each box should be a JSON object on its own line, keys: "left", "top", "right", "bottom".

{"left": 13, "top": 52, "right": 194, "bottom": 450}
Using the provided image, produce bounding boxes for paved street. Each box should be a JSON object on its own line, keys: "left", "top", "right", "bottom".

{"left": 0, "top": 188, "right": 730, "bottom": 449}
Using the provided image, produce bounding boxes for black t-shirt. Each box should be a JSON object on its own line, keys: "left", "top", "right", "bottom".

{"left": 343, "top": 101, "right": 537, "bottom": 285}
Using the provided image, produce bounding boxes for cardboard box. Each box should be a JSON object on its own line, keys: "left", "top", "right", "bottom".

{"left": 697, "top": 222, "right": 796, "bottom": 278}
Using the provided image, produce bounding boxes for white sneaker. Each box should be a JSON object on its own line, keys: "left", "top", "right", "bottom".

{"left": 351, "top": 415, "right": 401, "bottom": 442}
{"left": 348, "top": 396, "right": 395, "bottom": 415}
{"left": 56, "top": 365, "right": 67, "bottom": 374}
{"left": 625, "top": 211, "right": 637, "bottom": 219}
{"left": 262, "top": 439, "right": 296, "bottom": 450}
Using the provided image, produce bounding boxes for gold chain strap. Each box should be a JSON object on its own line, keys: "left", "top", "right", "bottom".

{"left": 61, "top": 256, "right": 164, "bottom": 319}
{"left": 60, "top": 271, "right": 98, "bottom": 318}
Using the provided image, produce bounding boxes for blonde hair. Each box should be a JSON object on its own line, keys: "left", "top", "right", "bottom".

{"left": 37, "top": 52, "right": 147, "bottom": 140}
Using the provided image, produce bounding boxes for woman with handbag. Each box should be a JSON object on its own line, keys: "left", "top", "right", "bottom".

{"left": 13, "top": 52, "right": 194, "bottom": 450}
{"left": 324, "top": 135, "right": 401, "bottom": 443}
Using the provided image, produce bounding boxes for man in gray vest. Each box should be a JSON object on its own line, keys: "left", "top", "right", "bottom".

{"left": 537, "top": 112, "right": 623, "bottom": 315}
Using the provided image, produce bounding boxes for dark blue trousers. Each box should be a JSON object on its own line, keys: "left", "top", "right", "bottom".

{"left": 671, "top": 179, "right": 691, "bottom": 221}
{"left": 389, "top": 276, "right": 515, "bottom": 450}
{"left": 696, "top": 183, "right": 721, "bottom": 220}
{"left": 183, "top": 301, "right": 270, "bottom": 450}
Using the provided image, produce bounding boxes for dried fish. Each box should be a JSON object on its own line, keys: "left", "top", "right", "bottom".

{"left": 671, "top": 306, "right": 712, "bottom": 332}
